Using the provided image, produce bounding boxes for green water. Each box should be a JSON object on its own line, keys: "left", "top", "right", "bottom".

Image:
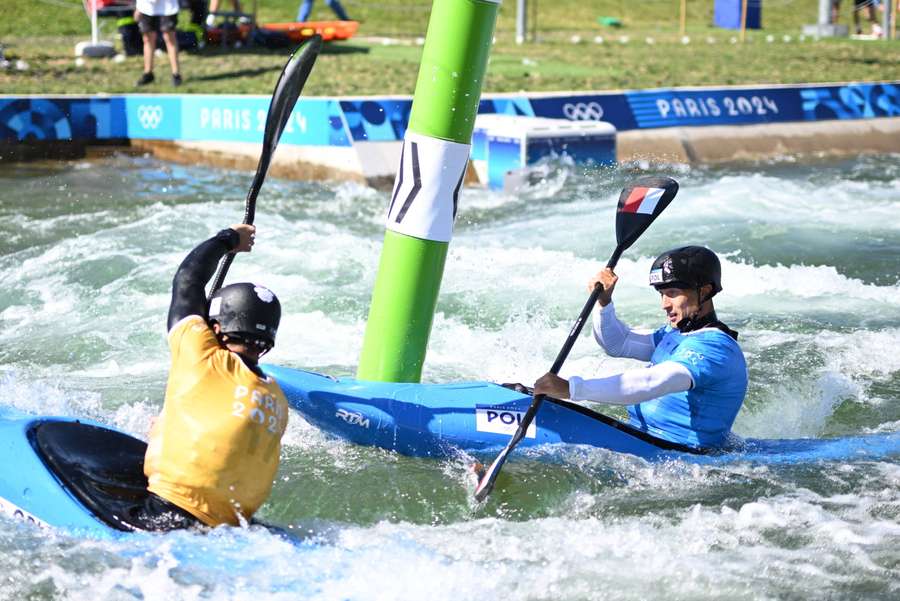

{"left": 0, "top": 154, "right": 898, "bottom": 600}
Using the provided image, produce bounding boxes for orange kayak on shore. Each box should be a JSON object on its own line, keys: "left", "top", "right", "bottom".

{"left": 261, "top": 20, "right": 359, "bottom": 42}
{"left": 205, "top": 23, "right": 253, "bottom": 45}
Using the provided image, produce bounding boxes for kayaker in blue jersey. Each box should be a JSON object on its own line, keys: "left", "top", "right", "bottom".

{"left": 533, "top": 246, "right": 748, "bottom": 451}
{"left": 132, "top": 223, "right": 290, "bottom": 531}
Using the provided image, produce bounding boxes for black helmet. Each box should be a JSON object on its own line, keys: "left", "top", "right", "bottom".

{"left": 648, "top": 246, "right": 722, "bottom": 297}
{"left": 207, "top": 283, "right": 281, "bottom": 347}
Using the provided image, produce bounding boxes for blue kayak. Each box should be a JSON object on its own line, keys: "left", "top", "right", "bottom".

{"left": 264, "top": 364, "right": 900, "bottom": 464}
{"left": 0, "top": 405, "right": 313, "bottom": 539}
{"left": 3, "top": 365, "right": 899, "bottom": 531}
{"left": 2, "top": 367, "right": 688, "bottom": 532}
{"left": 263, "top": 365, "right": 697, "bottom": 458}
{"left": 0, "top": 405, "right": 150, "bottom": 535}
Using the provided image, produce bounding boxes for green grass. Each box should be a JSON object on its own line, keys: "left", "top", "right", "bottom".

{"left": 0, "top": 0, "right": 897, "bottom": 95}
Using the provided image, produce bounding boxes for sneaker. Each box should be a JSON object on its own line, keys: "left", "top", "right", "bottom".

{"left": 172, "top": 73, "right": 182, "bottom": 87}
{"left": 136, "top": 72, "right": 154, "bottom": 86}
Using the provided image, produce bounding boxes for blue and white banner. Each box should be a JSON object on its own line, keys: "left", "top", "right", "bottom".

{"left": 340, "top": 99, "right": 411, "bottom": 142}
{"left": 621, "top": 83, "right": 900, "bottom": 129}
{"left": 123, "top": 96, "right": 351, "bottom": 146}
{"left": 800, "top": 83, "right": 900, "bottom": 120}
{"left": 125, "top": 96, "right": 183, "bottom": 140}
{"left": 2, "top": 82, "right": 898, "bottom": 146}
{"left": 528, "top": 93, "right": 637, "bottom": 131}
{"left": 0, "top": 97, "right": 128, "bottom": 142}
{"left": 178, "top": 97, "right": 349, "bottom": 146}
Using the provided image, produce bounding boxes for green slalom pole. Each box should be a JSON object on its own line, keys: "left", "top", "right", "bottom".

{"left": 357, "top": 0, "right": 501, "bottom": 382}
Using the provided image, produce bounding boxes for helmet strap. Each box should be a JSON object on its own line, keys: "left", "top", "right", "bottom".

{"left": 676, "top": 309, "right": 716, "bottom": 333}
{"left": 676, "top": 286, "right": 712, "bottom": 333}
{"left": 675, "top": 306, "right": 739, "bottom": 340}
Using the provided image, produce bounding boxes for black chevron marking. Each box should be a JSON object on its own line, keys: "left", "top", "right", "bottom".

{"left": 387, "top": 142, "right": 406, "bottom": 217}
{"left": 394, "top": 141, "right": 422, "bottom": 224}
{"left": 452, "top": 162, "right": 466, "bottom": 220}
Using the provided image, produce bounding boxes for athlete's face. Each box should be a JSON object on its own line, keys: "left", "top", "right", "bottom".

{"left": 658, "top": 287, "right": 700, "bottom": 326}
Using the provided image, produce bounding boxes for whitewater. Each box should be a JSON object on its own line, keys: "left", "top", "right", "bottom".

{"left": 0, "top": 154, "right": 898, "bottom": 600}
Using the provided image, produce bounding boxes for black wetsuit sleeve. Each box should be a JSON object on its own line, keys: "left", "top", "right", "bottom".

{"left": 167, "top": 229, "right": 240, "bottom": 331}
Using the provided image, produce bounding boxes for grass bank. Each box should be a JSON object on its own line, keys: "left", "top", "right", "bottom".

{"left": 1, "top": 0, "right": 897, "bottom": 95}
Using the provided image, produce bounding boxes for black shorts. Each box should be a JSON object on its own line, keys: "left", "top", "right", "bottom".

{"left": 834, "top": 0, "right": 880, "bottom": 7}
{"left": 127, "top": 492, "right": 203, "bottom": 532}
{"left": 137, "top": 12, "right": 178, "bottom": 34}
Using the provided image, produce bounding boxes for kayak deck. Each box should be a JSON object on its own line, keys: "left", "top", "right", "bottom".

{"left": 264, "top": 365, "right": 693, "bottom": 460}
{"left": 0, "top": 413, "right": 152, "bottom": 533}
{"left": 264, "top": 365, "right": 900, "bottom": 464}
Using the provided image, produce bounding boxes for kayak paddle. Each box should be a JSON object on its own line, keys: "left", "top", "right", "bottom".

{"left": 208, "top": 35, "right": 323, "bottom": 297}
{"left": 473, "top": 175, "right": 680, "bottom": 502}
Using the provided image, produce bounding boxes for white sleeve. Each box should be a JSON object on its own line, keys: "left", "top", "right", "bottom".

{"left": 567, "top": 362, "right": 694, "bottom": 405}
{"left": 593, "top": 302, "right": 657, "bottom": 361}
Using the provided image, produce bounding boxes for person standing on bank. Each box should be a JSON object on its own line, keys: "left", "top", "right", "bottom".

{"left": 136, "top": 0, "right": 182, "bottom": 87}
{"left": 533, "top": 246, "right": 747, "bottom": 451}
{"left": 134, "top": 224, "right": 289, "bottom": 530}
{"left": 206, "top": 0, "right": 249, "bottom": 26}
{"left": 297, "top": 0, "right": 351, "bottom": 23}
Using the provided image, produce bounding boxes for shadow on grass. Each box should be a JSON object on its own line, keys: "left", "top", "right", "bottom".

{"left": 188, "top": 65, "right": 283, "bottom": 82}
{"left": 319, "top": 44, "right": 370, "bottom": 56}
{"left": 194, "top": 46, "right": 293, "bottom": 58}
{"left": 847, "top": 56, "right": 898, "bottom": 66}
{"left": 195, "top": 42, "right": 369, "bottom": 58}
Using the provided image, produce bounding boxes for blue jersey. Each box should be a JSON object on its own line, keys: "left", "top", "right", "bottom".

{"left": 626, "top": 326, "right": 747, "bottom": 449}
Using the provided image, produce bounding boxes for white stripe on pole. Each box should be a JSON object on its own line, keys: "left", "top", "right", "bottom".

{"left": 385, "top": 133, "right": 471, "bottom": 243}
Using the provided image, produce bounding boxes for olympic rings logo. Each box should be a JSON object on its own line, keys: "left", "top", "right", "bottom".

{"left": 137, "top": 105, "right": 164, "bottom": 129}
{"left": 562, "top": 101, "right": 604, "bottom": 121}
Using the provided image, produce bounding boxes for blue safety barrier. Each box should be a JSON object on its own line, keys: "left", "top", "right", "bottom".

{"left": 2, "top": 82, "right": 898, "bottom": 145}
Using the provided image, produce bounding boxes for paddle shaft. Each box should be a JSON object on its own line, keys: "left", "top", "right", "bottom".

{"left": 548, "top": 250, "right": 622, "bottom": 374}
{"left": 209, "top": 151, "right": 272, "bottom": 296}
{"left": 207, "top": 149, "right": 269, "bottom": 294}
{"left": 474, "top": 176, "right": 678, "bottom": 502}
{"left": 474, "top": 252, "right": 621, "bottom": 501}
{"left": 208, "top": 37, "right": 322, "bottom": 297}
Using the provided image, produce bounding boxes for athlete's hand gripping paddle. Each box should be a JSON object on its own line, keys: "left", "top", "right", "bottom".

{"left": 473, "top": 176, "right": 680, "bottom": 503}
{"left": 208, "top": 35, "right": 323, "bottom": 298}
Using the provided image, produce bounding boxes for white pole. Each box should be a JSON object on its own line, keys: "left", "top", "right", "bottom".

{"left": 883, "top": 0, "right": 894, "bottom": 40}
{"left": 516, "top": 0, "right": 527, "bottom": 44}
{"left": 819, "top": 0, "right": 830, "bottom": 26}
{"left": 91, "top": 0, "right": 99, "bottom": 45}
{"left": 75, "top": 0, "right": 115, "bottom": 57}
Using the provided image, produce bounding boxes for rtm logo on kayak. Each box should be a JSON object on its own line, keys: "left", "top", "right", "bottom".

{"left": 335, "top": 408, "right": 371, "bottom": 429}
{"left": 475, "top": 406, "right": 536, "bottom": 439}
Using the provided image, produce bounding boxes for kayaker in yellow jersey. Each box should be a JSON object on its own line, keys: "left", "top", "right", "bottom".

{"left": 133, "top": 223, "right": 289, "bottom": 531}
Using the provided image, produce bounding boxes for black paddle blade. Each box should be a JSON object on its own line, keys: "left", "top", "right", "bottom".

{"left": 247, "top": 34, "right": 323, "bottom": 223}
{"left": 262, "top": 35, "right": 322, "bottom": 160}
{"left": 608, "top": 176, "right": 678, "bottom": 268}
{"left": 208, "top": 36, "right": 322, "bottom": 299}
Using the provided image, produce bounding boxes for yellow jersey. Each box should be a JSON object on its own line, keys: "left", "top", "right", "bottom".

{"left": 144, "top": 315, "right": 289, "bottom": 526}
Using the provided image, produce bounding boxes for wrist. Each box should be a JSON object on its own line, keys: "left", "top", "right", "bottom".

{"left": 215, "top": 228, "right": 240, "bottom": 251}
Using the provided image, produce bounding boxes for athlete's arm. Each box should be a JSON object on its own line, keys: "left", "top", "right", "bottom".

{"left": 593, "top": 302, "right": 656, "bottom": 360}
{"left": 167, "top": 225, "right": 254, "bottom": 330}
{"left": 567, "top": 362, "right": 693, "bottom": 405}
